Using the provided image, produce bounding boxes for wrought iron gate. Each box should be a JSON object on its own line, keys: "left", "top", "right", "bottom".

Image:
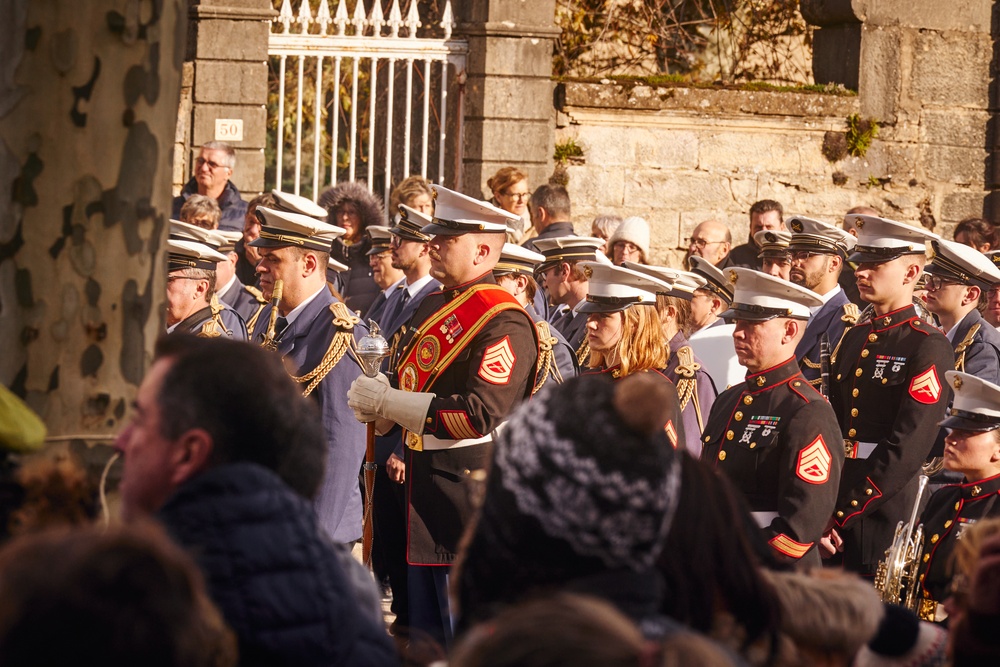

{"left": 268, "top": 0, "right": 467, "bottom": 207}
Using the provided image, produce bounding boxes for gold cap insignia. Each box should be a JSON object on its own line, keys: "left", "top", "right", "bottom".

{"left": 855, "top": 218, "right": 865, "bottom": 230}
{"left": 583, "top": 266, "right": 594, "bottom": 279}
{"left": 790, "top": 219, "right": 803, "bottom": 233}
{"left": 883, "top": 316, "right": 891, "bottom": 326}
{"left": 728, "top": 270, "right": 738, "bottom": 284}
{"left": 954, "top": 377, "right": 963, "bottom": 390}
{"left": 756, "top": 376, "right": 765, "bottom": 386}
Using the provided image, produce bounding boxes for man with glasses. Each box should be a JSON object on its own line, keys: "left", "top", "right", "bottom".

{"left": 923, "top": 238, "right": 1000, "bottom": 382}
{"left": 172, "top": 141, "right": 247, "bottom": 232}
{"left": 786, "top": 216, "right": 859, "bottom": 390}
{"left": 822, "top": 215, "right": 953, "bottom": 575}
{"left": 684, "top": 219, "right": 732, "bottom": 269}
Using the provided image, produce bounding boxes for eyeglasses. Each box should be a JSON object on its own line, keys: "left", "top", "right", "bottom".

{"left": 166, "top": 275, "right": 205, "bottom": 284}
{"left": 685, "top": 237, "right": 725, "bottom": 250}
{"left": 615, "top": 241, "right": 641, "bottom": 254}
{"left": 789, "top": 250, "right": 825, "bottom": 262}
{"left": 501, "top": 191, "right": 530, "bottom": 201}
{"left": 925, "top": 275, "right": 962, "bottom": 292}
{"left": 195, "top": 157, "right": 229, "bottom": 171}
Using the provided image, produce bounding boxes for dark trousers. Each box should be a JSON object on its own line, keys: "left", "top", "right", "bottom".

{"left": 372, "top": 464, "right": 408, "bottom": 625}
{"left": 408, "top": 564, "right": 452, "bottom": 649}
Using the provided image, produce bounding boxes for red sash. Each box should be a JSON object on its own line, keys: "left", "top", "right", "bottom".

{"left": 396, "top": 284, "right": 525, "bottom": 394}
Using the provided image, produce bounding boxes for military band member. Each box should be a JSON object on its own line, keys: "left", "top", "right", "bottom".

{"left": 786, "top": 215, "right": 859, "bottom": 389}
{"left": 825, "top": 215, "right": 954, "bottom": 574}
{"left": 168, "top": 221, "right": 249, "bottom": 340}
{"left": 249, "top": 206, "right": 369, "bottom": 545}
{"left": 534, "top": 236, "right": 606, "bottom": 365}
{"left": 578, "top": 262, "right": 686, "bottom": 449}
{"left": 347, "top": 186, "right": 539, "bottom": 647}
{"left": 364, "top": 225, "right": 405, "bottom": 325}
{"left": 494, "top": 243, "right": 578, "bottom": 391}
{"left": 382, "top": 204, "right": 439, "bottom": 339}
{"left": 165, "top": 238, "right": 248, "bottom": 340}
{"left": 214, "top": 229, "right": 268, "bottom": 327}
{"left": 701, "top": 268, "right": 843, "bottom": 568}
{"left": 624, "top": 262, "right": 718, "bottom": 455}
{"left": 923, "top": 238, "right": 1000, "bottom": 383}
{"left": 687, "top": 255, "right": 744, "bottom": 390}
{"left": 755, "top": 230, "right": 792, "bottom": 280}
{"left": 915, "top": 371, "right": 1000, "bottom": 622}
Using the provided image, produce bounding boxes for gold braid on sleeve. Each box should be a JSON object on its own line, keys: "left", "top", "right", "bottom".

{"left": 290, "top": 302, "right": 361, "bottom": 397}
{"left": 954, "top": 323, "right": 980, "bottom": 372}
{"left": 244, "top": 286, "right": 268, "bottom": 337}
{"left": 575, "top": 338, "right": 590, "bottom": 367}
{"left": 532, "top": 320, "right": 562, "bottom": 395}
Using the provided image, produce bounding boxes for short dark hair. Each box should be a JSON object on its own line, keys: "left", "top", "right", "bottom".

{"left": 749, "top": 199, "right": 783, "bottom": 221}
{"left": 152, "top": 336, "right": 326, "bottom": 499}
{"left": 0, "top": 522, "right": 236, "bottom": 667}
{"left": 955, "top": 217, "right": 999, "bottom": 250}
{"left": 529, "top": 184, "right": 571, "bottom": 220}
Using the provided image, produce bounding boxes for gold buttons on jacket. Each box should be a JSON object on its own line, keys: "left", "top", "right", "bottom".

{"left": 851, "top": 500, "right": 858, "bottom": 507}
{"left": 868, "top": 333, "right": 878, "bottom": 342}
{"left": 855, "top": 368, "right": 863, "bottom": 377}
{"left": 848, "top": 428, "right": 857, "bottom": 437}
{"left": 749, "top": 442, "right": 757, "bottom": 449}
{"left": 837, "top": 374, "right": 842, "bottom": 380}
{"left": 861, "top": 349, "right": 869, "bottom": 358}
{"left": 945, "top": 520, "right": 953, "bottom": 529}
{"left": 866, "top": 488, "right": 873, "bottom": 495}
{"left": 836, "top": 511, "right": 844, "bottom": 518}
{"left": 704, "top": 435, "right": 711, "bottom": 443}
{"left": 955, "top": 501, "right": 962, "bottom": 510}
{"left": 853, "top": 389, "right": 859, "bottom": 398}
{"left": 743, "top": 395, "right": 753, "bottom": 405}
{"left": 726, "top": 430, "right": 734, "bottom": 440}
{"left": 931, "top": 534, "right": 939, "bottom": 544}
{"left": 924, "top": 554, "right": 930, "bottom": 563}
{"left": 718, "top": 450, "right": 727, "bottom": 461}
{"left": 735, "top": 411, "right": 744, "bottom": 421}
{"left": 851, "top": 408, "right": 859, "bottom": 417}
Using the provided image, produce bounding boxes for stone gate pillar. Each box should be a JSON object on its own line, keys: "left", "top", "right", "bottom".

{"left": 453, "top": 0, "right": 560, "bottom": 198}
{"left": 176, "top": 0, "right": 274, "bottom": 197}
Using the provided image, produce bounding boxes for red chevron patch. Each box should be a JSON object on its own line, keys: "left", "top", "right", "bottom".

{"left": 797, "top": 435, "right": 832, "bottom": 484}
{"left": 478, "top": 336, "right": 515, "bottom": 385}
{"left": 909, "top": 367, "right": 941, "bottom": 404}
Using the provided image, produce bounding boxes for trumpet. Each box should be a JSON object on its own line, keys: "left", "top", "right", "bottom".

{"left": 261, "top": 279, "right": 284, "bottom": 351}
{"left": 874, "top": 475, "right": 929, "bottom": 612}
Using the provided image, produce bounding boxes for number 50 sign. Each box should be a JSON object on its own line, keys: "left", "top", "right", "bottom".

{"left": 215, "top": 119, "right": 243, "bottom": 142}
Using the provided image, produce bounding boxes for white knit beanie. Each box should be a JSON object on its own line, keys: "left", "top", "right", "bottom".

{"left": 608, "top": 216, "right": 651, "bottom": 261}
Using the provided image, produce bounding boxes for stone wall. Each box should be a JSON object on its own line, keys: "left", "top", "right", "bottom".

{"left": 556, "top": 80, "right": 990, "bottom": 268}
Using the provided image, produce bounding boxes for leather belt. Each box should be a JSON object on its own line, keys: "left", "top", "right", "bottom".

{"left": 844, "top": 440, "right": 878, "bottom": 460}
{"left": 751, "top": 511, "right": 779, "bottom": 528}
{"left": 405, "top": 430, "right": 492, "bottom": 451}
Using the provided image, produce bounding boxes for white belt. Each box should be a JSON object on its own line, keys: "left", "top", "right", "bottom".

{"left": 421, "top": 433, "right": 493, "bottom": 451}
{"left": 751, "top": 511, "right": 779, "bottom": 528}
{"left": 844, "top": 440, "right": 878, "bottom": 460}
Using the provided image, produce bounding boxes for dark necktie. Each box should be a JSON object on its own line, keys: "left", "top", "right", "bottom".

{"left": 274, "top": 316, "right": 289, "bottom": 338}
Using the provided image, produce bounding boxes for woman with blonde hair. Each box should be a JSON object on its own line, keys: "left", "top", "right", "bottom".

{"left": 487, "top": 166, "right": 531, "bottom": 243}
{"left": 580, "top": 262, "right": 684, "bottom": 446}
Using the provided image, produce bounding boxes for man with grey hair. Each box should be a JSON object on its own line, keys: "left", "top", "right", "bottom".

{"left": 172, "top": 141, "right": 247, "bottom": 232}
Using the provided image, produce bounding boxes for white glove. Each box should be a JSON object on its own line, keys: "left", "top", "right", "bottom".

{"left": 347, "top": 374, "right": 435, "bottom": 435}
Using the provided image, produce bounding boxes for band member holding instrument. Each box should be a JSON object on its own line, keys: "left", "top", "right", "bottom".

{"left": 250, "top": 205, "right": 369, "bottom": 546}
{"left": 916, "top": 371, "right": 1000, "bottom": 622}
{"left": 347, "top": 186, "right": 538, "bottom": 648}
{"left": 701, "top": 268, "right": 843, "bottom": 568}
{"left": 824, "top": 215, "right": 953, "bottom": 574}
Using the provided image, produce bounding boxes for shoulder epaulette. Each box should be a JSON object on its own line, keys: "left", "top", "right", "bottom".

{"left": 672, "top": 345, "right": 699, "bottom": 411}
{"left": 200, "top": 294, "right": 231, "bottom": 338}
{"left": 841, "top": 303, "right": 860, "bottom": 326}
{"left": 245, "top": 284, "right": 268, "bottom": 304}
{"left": 289, "top": 301, "right": 361, "bottom": 397}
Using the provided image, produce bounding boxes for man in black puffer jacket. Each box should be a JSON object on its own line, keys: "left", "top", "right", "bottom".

{"left": 115, "top": 335, "right": 397, "bottom": 667}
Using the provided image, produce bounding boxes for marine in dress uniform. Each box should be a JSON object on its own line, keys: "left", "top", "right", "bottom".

{"left": 168, "top": 221, "right": 249, "bottom": 340}
{"left": 755, "top": 229, "right": 792, "bottom": 280}
{"left": 248, "top": 206, "right": 370, "bottom": 545}
{"left": 533, "top": 236, "right": 606, "bottom": 365}
{"left": 624, "top": 262, "right": 718, "bottom": 454}
{"left": 701, "top": 268, "right": 843, "bottom": 568}
{"left": 827, "top": 215, "right": 954, "bottom": 574}
{"left": 923, "top": 238, "right": 1000, "bottom": 384}
{"left": 494, "top": 243, "right": 578, "bottom": 392}
{"left": 786, "top": 215, "right": 860, "bottom": 391}
{"left": 915, "top": 371, "right": 1000, "bottom": 622}
{"left": 577, "top": 262, "right": 686, "bottom": 450}
{"left": 347, "top": 187, "right": 539, "bottom": 648}
{"left": 165, "top": 238, "right": 248, "bottom": 340}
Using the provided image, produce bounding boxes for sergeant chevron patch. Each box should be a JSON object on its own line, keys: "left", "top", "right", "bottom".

{"left": 796, "top": 435, "right": 832, "bottom": 484}
{"left": 909, "top": 367, "right": 941, "bottom": 404}
{"left": 479, "top": 336, "right": 516, "bottom": 385}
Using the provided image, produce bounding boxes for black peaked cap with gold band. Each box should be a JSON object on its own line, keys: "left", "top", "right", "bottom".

{"left": 391, "top": 204, "right": 434, "bottom": 242}
{"left": 420, "top": 184, "right": 515, "bottom": 237}
{"left": 688, "top": 255, "right": 735, "bottom": 304}
{"left": 754, "top": 230, "right": 792, "bottom": 260}
{"left": 846, "top": 214, "right": 939, "bottom": 263}
{"left": 533, "top": 236, "right": 605, "bottom": 276}
{"left": 576, "top": 261, "right": 671, "bottom": 314}
{"left": 925, "top": 238, "right": 1000, "bottom": 292}
{"left": 622, "top": 262, "right": 707, "bottom": 300}
{"left": 365, "top": 225, "right": 394, "bottom": 256}
{"left": 495, "top": 243, "right": 546, "bottom": 276}
{"left": 250, "top": 207, "right": 346, "bottom": 253}
{"left": 719, "top": 267, "right": 823, "bottom": 322}
{"left": 941, "top": 370, "right": 1000, "bottom": 432}
{"left": 787, "top": 215, "right": 857, "bottom": 258}
{"left": 168, "top": 238, "right": 227, "bottom": 272}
